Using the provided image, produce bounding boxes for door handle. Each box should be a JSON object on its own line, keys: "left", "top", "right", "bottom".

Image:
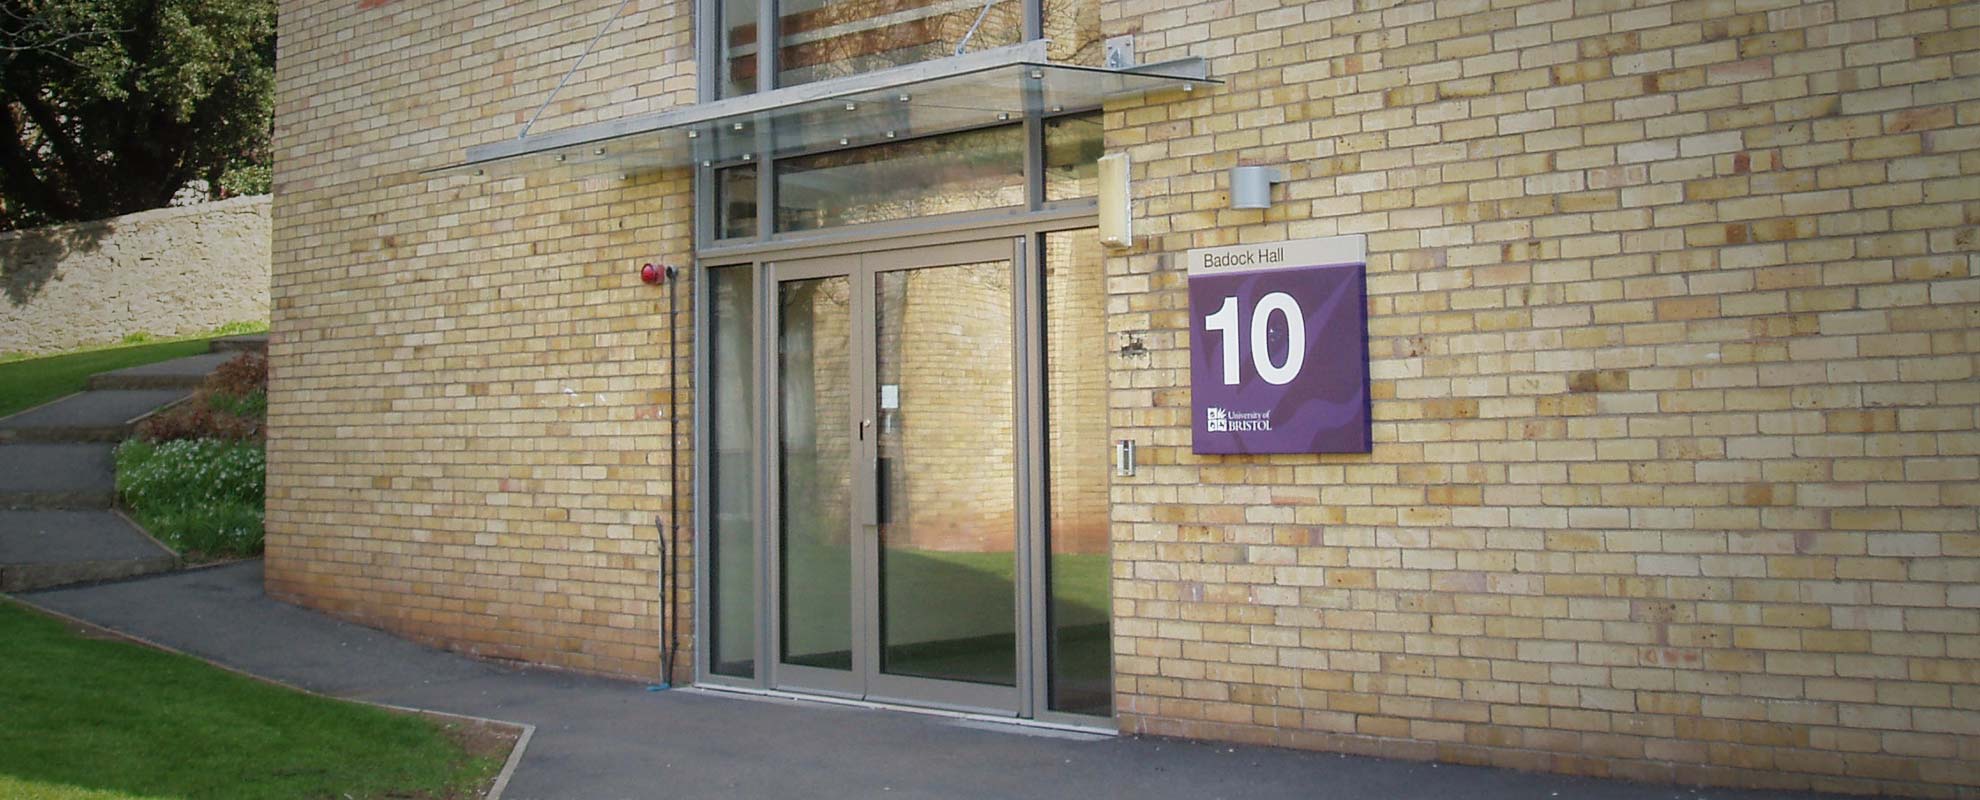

{"left": 862, "top": 418, "right": 879, "bottom": 527}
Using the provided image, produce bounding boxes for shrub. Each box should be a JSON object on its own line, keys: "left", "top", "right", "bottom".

{"left": 208, "top": 390, "right": 267, "bottom": 419}
{"left": 206, "top": 352, "right": 269, "bottom": 398}
{"left": 219, "top": 163, "right": 273, "bottom": 197}
{"left": 135, "top": 401, "right": 260, "bottom": 441}
{"left": 120, "top": 349, "right": 270, "bottom": 559}
{"left": 136, "top": 351, "right": 269, "bottom": 442}
{"left": 116, "top": 439, "right": 266, "bottom": 558}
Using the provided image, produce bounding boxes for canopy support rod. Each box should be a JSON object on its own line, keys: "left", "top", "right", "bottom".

{"left": 954, "top": 0, "right": 999, "bottom": 55}
{"left": 520, "top": 0, "right": 637, "bottom": 140}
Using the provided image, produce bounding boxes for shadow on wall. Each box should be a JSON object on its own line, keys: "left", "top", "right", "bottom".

{"left": 0, "top": 195, "right": 271, "bottom": 357}
{"left": 1, "top": 221, "right": 112, "bottom": 306}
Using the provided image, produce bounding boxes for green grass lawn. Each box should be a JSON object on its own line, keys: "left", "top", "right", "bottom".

{"left": 0, "top": 326, "right": 266, "bottom": 418}
{"left": 0, "top": 600, "right": 503, "bottom": 800}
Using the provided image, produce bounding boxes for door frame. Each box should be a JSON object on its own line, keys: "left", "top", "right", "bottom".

{"left": 693, "top": 217, "right": 1113, "bottom": 727}
{"left": 762, "top": 254, "right": 867, "bottom": 700}
{"left": 764, "top": 238, "right": 1028, "bottom": 715}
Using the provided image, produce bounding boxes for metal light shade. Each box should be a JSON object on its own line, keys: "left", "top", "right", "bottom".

{"left": 1230, "top": 165, "right": 1284, "bottom": 209}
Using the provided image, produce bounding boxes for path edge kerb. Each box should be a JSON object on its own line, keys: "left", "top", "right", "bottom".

{"left": 109, "top": 508, "right": 183, "bottom": 566}
{"left": 2, "top": 594, "right": 534, "bottom": 800}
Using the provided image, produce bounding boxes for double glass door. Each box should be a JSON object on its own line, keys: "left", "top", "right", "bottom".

{"left": 771, "top": 239, "right": 1024, "bottom": 713}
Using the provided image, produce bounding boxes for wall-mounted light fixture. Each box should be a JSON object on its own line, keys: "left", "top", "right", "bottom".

{"left": 1115, "top": 439, "right": 1136, "bottom": 477}
{"left": 1099, "top": 152, "right": 1132, "bottom": 248}
{"left": 1229, "top": 165, "right": 1285, "bottom": 210}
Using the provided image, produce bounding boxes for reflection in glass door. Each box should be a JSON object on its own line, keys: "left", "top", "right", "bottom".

{"left": 776, "top": 273, "right": 859, "bottom": 688}
{"left": 873, "top": 261, "right": 1017, "bottom": 688}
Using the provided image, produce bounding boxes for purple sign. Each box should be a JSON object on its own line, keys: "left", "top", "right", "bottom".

{"left": 1186, "top": 236, "right": 1370, "bottom": 454}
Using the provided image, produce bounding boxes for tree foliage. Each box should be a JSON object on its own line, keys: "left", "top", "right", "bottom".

{"left": 0, "top": 0, "right": 274, "bottom": 230}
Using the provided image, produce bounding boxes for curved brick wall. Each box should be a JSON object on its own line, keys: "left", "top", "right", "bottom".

{"left": 264, "top": 0, "right": 697, "bottom": 680}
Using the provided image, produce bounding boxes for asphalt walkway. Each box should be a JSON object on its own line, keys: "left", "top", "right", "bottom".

{"left": 21, "top": 562, "right": 1835, "bottom": 800}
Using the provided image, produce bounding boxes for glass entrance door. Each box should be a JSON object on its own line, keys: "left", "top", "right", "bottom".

{"left": 773, "top": 265, "right": 862, "bottom": 696}
{"left": 769, "top": 240, "right": 1023, "bottom": 714}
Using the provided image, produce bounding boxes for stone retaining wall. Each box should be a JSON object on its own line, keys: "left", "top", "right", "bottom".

{"left": 0, "top": 196, "right": 271, "bottom": 356}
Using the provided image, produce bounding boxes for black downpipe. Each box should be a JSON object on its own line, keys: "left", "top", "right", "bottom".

{"left": 657, "top": 515, "right": 670, "bottom": 687}
{"left": 658, "top": 264, "right": 682, "bottom": 689}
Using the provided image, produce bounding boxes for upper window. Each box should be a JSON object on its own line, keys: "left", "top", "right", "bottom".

{"left": 710, "top": 109, "right": 1100, "bottom": 239}
{"left": 777, "top": 124, "right": 1026, "bottom": 232}
{"left": 703, "top": 0, "right": 1105, "bottom": 242}
{"left": 779, "top": 0, "right": 1022, "bottom": 88}
{"left": 715, "top": 0, "right": 1099, "bottom": 99}
{"left": 717, "top": 0, "right": 758, "bottom": 99}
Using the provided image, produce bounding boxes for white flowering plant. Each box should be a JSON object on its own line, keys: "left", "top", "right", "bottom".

{"left": 116, "top": 439, "right": 266, "bottom": 559}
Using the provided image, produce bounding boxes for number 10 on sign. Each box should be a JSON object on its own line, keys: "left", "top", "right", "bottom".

{"left": 1202, "top": 292, "right": 1306, "bottom": 386}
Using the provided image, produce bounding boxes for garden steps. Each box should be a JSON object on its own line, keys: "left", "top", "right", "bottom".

{"left": 210, "top": 334, "right": 270, "bottom": 354}
{"left": 0, "top": 338, "right": 257, "bottom": 591}
{"left": 0, "top": 510, "right": 177, "bottom": 592}
{"left": 0, "top": 443, "right": 118, "bottom": 510}
{"left": 0, "top": 389, "right": 189, "bottom": 443}
{"left": 87, "top": 351, "right": 237, "bottom": 391}
{"left": 0, "top": 340, "right": 259, "bottom": 590}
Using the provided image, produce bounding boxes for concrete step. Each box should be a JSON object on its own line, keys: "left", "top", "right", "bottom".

{"left": 0, "top": 509, "right": 178, "bottom": 592}
{"left": 0, "top": 389, "right": 188, "bottom": 443}
{"left": 0, "top": 444, "right": 117, "bottom": 509}
{"left": 209, "top": 334, "right": 269, "bottom": 354}
{"left": 87, "top": 351, "right": 236, "bottom": 391}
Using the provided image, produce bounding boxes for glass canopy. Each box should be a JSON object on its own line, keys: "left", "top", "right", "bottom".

{"left": 432, "top": 41, "right": 1214, "bottom": 180}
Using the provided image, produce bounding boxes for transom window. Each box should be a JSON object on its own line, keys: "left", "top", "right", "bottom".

{"left": 698, "top": 0, "right": 1105, "bottom": 242}
{"left": 712, "top": 0, "right": 1101, "bottom": 99}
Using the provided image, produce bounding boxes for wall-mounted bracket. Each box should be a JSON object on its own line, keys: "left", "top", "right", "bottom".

{"left": 1104, "top": 35, "right": 1136, "bottom": 70}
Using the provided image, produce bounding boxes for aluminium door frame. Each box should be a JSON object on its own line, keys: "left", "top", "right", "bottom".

{"left": 693, "top": 219, "right": 1110, "bottom": 726}
{"left": 853, "top": 238, "right": 1029, "bottom": 716}
{"left": 762, "top": 237, "right": 1029, "bottom": 716}
{"left": 763, "top": 253, "right": 869, "bottom": 700}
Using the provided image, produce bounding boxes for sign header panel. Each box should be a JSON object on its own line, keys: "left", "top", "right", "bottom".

{"left": 1185, "top": 236, "right": 1366, "bottom": 277}
{"left": 1186, "top": 235, "right": 1370, "bottom": 455}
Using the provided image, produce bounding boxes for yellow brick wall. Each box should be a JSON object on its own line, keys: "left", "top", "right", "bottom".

{"left": 1102, "top": 0, "right": 1978, "bottom": 795}
{"left": 265, "top": 0, "right": 697, "bottom": 680}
